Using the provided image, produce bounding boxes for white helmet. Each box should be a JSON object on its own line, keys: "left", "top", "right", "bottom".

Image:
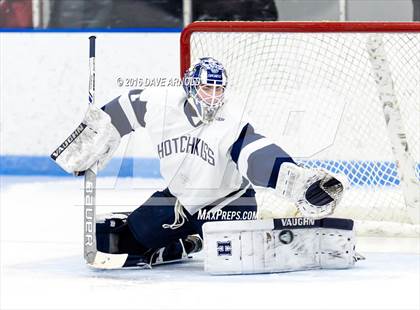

{"left": 182, "top": 57, "right": 228, "bottom": 124}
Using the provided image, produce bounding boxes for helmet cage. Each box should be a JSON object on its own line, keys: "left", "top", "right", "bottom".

{"left": 183, "top": 57, "right": 227, "bottom": 123}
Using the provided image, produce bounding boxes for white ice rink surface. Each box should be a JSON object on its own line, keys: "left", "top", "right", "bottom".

{"left": 1, "top": 176, "right": 419, "bottom": 310}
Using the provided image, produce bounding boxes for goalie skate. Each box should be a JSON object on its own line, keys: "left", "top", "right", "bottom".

{"left": 96, "top": 212, "right": 202, "bottom": 268}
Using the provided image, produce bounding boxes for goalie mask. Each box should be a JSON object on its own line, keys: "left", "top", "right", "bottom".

{"left": 183, "top": 57, "right": 227, "bottom": 124}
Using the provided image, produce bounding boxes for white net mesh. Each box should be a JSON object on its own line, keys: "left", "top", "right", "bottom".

{"left": 186, "top": 28, "right": 420, "bottom": 236}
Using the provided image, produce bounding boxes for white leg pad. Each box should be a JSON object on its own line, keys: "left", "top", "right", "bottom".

{"left": 203, "top": 218, "right": 358, "bottom": 275}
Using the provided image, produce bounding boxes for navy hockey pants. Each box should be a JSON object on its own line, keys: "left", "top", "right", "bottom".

{"left": 127, "top": 187, "right": 257, "bottom": 249}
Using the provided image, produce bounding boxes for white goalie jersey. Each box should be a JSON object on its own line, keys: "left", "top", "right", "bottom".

{"left": 101, "top": 86, "right": 295, "bottom": 214}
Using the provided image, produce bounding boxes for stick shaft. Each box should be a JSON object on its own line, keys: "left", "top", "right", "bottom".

{"left": 84, "top": 36, "right": 97, "bottom": 264}
{"left": 88, "top": 36, "right": 96, "bottom": 105}
{"left": 82, "top": 36, "right": 130, "bottom": 269}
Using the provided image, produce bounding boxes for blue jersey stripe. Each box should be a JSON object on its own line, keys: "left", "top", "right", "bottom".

{"left": 101, "top": 96, "right": 132, "bottom": 136}
{"left": 230, "top": 123, "right": 295, "bottom": 188}
{"left": 128, "top": 89, "right": 147, "bottom": 128}
{"left": 247, "top": 144, "right": 295, "bottom": 188}
{"left": 230, "top": 123, "right": 264, "bottom": 164}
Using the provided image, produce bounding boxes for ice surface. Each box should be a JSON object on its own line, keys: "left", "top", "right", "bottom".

{"left": 1, "top": 176, "right": 419, "bottom": 310}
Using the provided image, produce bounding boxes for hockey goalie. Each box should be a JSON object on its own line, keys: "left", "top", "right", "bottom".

{"left": 52, "top": 57, "right": 360, "bottom": 274}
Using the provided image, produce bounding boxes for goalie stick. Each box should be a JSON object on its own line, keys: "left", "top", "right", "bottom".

{"left": 83, "top": 35, "right": 98, "bottom": 265}
{"left": 83, "top": 36, "right": 129, "bottom": 269}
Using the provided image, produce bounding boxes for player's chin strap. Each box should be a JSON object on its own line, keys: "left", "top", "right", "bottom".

{"left": 162, "top": 200, "right": 189, "bottom": 230}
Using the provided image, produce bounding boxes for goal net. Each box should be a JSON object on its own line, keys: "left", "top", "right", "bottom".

{"left": 180, "top": 22, "right": 420, "bottom": 236}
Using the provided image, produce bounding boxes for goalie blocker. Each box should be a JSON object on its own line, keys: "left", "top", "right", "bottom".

{"left": 203, "top": 217, "right": 363, "bottom": 275}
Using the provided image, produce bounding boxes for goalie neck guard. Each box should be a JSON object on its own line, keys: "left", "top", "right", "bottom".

{"left": 182, "top": 57, "right": 228, "bottom": 124}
